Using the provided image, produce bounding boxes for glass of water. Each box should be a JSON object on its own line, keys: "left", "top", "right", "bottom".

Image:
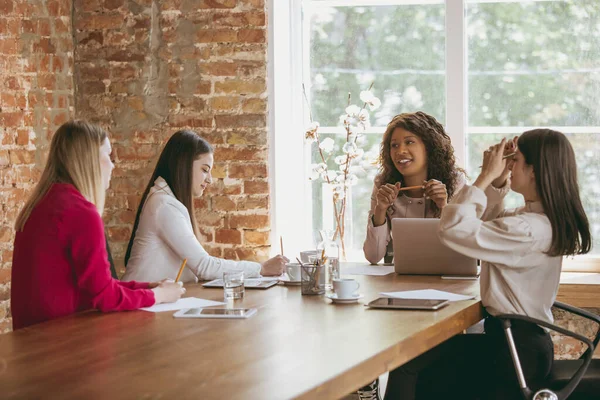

{"left": 223, "top": 271, "right": 244, "bottom": 300}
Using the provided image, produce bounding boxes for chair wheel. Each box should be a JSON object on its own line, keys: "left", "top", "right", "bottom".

{"left": 533, "top": 389, "right": 558, "bottom": 400}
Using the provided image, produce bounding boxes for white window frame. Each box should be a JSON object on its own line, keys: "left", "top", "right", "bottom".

{"left": 269, "top": 0, "right": 600, "bottom": 270}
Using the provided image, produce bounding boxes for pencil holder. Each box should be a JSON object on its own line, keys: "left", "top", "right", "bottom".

{"left": 301, "top": 264, "right": 325, "bottom": 295}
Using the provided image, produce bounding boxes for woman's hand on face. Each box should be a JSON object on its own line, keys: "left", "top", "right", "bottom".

{"left": 260, "top": 255, "right": 289, "bottom": 276}
{"left": 423, "top": 179, "right": 448, "bottom": 209}
{"left": 375, "top": 183, "right": 401, "bottom": 212}
{"left": 475, "top": 138, "right": 508, "bottom": 189}
{"left": 491, "top": 136, "right": 518, "bottom": 188}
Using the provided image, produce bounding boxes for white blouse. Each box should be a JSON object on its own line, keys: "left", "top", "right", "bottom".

{"left": 438, "top": 184, "right": 560, "bottom": 324}
{"left": 122, "top": 177, "right": 261, "bottom": 283}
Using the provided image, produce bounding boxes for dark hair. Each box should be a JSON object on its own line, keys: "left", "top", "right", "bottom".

{"left": 376, "top": 111, "right": 464, "bottom": 216}
{"left": 517, "top": 129, "right": 591, "bottom": 256}
{"left": 125, "top": 130, "right": 213, "bottom": 266}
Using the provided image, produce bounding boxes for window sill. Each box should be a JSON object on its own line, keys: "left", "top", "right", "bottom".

{"left": 558, "top": 272, "right": 600, "bottom": 308}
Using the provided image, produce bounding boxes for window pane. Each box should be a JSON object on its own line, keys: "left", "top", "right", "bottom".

{"left": 308, "top": 4, "right": 446, "bottom": 128}
{"left": 467, "top": 0, "right": 600, "bottom": 127}
{"left": 467, "top": 0, "right": 600, "bottom": 255}
{"left": 306, "top": 2, "right": 446, "bottom": 261}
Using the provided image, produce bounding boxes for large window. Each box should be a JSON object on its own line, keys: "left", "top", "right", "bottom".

{"left": 270, "top": 0, "right": 600, "bottom": 266}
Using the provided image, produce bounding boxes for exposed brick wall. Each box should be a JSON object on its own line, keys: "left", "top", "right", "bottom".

{"left": 552, "top": 307, "right": 600, "bottom": 360}
{"left": 72, "top": 0, "right": 270, "bottom": 275}
{"left": 0, "top": 0, "right": 74, "bottom": 333}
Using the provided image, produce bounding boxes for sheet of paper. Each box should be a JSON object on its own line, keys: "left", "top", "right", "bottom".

{"left": 141, "top": 297, "right": 225, "bottom": 313}
{"left": 380, "top": 289, "right": 475, "bottom": 302}
{"left": 205, "top": 277, "right": 282, "bottom": 286}
{"left": 342, "top": 265, "right": 395, "bottom": 276}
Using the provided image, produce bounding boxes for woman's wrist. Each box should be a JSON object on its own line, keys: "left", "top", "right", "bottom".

{"left": 474, "top": 175, "right": 493, "bottom": 191}
{"left": 372, "top": 207, "right": 387, "bottom": 227}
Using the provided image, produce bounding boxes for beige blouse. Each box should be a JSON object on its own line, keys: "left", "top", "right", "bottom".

{"left": 363, "top": 175, "right": 467, "bottom": 264}
{"left": 438, "top": 184, "right": 560, "bottom": 324}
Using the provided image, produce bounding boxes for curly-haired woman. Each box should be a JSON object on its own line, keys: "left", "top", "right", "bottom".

{"left": 363, "top": 111, "right": 470, "bottom": 265}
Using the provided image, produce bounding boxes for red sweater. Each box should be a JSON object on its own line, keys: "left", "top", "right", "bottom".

{"left": 11, "top": 183, "right": 155, "bottom": 330}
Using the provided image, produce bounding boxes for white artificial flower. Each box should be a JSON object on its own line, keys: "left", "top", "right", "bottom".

{"left": 345, "top": 104, "right": 361, "bottom": 115}
{"left": 334, "top": 155, "right": 347, "bottom": 165}
{"left": 325, "top": 169, "right": 338, "bottom": 182}
{"left": 342, "top": 142, "right": 358, "bottom": 155}
{"left": 319, "top": 137, "right": 335, "bottom": 153}
{"left": 310, "top": 162, "right": 326, "bottom": 180}
{"left": 360, "top": 90, "right": 375, "bottom": 103}
{"left": 345, "top": 174, "right": 359, "bottom": 187}
{"left": 305, "top": 121, "right": 319, "bottom": 143}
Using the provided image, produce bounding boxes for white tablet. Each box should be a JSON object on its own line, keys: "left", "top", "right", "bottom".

{"left": 173, "top": 308, "right": 257, "bottom": 319}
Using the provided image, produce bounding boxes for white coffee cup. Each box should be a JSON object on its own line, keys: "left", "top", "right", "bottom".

{"left": 285, "top": 262, "right": 302, "bottom": 281}
{"left": 333, "top": 278, "right": 360, "bottom": 299}
{"left": 300, "top": 250, "right": 319, "bottom": 264}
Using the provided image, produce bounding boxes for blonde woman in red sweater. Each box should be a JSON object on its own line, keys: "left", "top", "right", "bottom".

{"left": 11, "top": 120, "right": 184, "bottom": 330}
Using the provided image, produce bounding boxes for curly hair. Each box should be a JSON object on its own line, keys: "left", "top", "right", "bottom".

{"left": 376, "top": 111, "right": 464, "bottom": 216}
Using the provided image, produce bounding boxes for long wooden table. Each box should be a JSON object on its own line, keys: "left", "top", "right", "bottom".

{"left": 0, "top": 268, "right": 483, "bottom": 399}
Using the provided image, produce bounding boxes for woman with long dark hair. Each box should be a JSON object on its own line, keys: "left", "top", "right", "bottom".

{"left": 123, "top": 130, "right": 287, "bottom": 283}
{"left": 384, "top": 129, "right": 592, "bottom": 399}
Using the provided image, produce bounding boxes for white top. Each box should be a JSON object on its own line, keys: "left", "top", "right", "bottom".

{"left": 438, "top": 184, "right": 560, "bottom": 324}
{"left": 122, "top": 177, "right": 262, "bottom": 283}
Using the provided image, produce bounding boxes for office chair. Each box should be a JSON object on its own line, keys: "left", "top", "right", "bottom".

{"left": 496, "top": 302, "right": 600, "bottom": 400}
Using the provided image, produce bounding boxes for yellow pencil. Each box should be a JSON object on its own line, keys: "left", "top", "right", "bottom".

{"left": 175, "top": 258, "right": 188, "bottom": 282}
{"left": 280, "top": 236, "right": 284, "bottom": 256}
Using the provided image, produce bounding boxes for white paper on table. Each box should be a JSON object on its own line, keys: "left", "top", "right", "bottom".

{"left": 342, "top": 265, "right": 395, "bottom": 276}
{"left": 380, "top": 289, "right": 475, "bottom": 302}
{"left": 140, "top": 297, "right": 225, "bottom": 313}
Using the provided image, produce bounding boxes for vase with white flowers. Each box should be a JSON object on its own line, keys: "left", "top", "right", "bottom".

{"left": 304, "top": 84, "right": 381, "bottom": 260}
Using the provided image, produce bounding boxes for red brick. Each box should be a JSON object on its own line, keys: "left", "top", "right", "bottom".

{"left": 111, "top": 64, "right": 137, "bottom": 80}
{"left": 16, "top": 129, "right": 30, "bottom": 145}
{"left": 33, "top": 38, "right": 56, "bottom": 53}
{"left": 107, "top": 226, "right": 131, "bottom": 241}
{"left": 106, "top": 49, "right": 145, "bottom": 62}
{"left": 80, "top": 64, "right": 110, "bottom": 80}
{"left": 223, "top": 247, "right": 265, "bottom": 262}
{"left": 196, "top": 81, "right": 211, "bottom": 95}
{"left": 199, "top": 0, "right": 236, "bottom": 9}
{"left": 215, "top": 79, "right": 265, "bottom": 94}
{"left": 213, "top": 146, "right": 266, "bottom": 162}
{"left": 212, "top": 196, "right": 236, "bottom": 211}
{"left": 237, "top": 29, "right": 265, "bottom": 44}
{"left": 228, "top": 214, "right": 269, "bottom": 229}
{"left": 105, "top": 0, "right": 125, "bottom": 10}
{"left": 212, "top": 12, "right": 265, "bottom": 27}
{"left": 0, "top": 0, "right": 13, "bottom": 14}
{"left": 244, "top": 180, "right": 268, "bottom": 195}
{"left": 75, "top": 14, "right": 124, "bottom": 30}
{"left": 197, "top": 211, "right": 224, "bottom": 227}
{"left": 244, "top": 230, "right": 269, "bottom": 246}
{"left": 238, "top": 196, "right": 268, "bottom": 211}
{"left": 0, "top": 269, "right": 10, "bottom": 285}
{"left": 215, "top": 114, "right": 265, "bottom": 129}
{"left": 242, "top": 98, "right": 266, "bottom": 113}
{"left": 0, "top": 150, "right": 10, "bottom": 167}
{"left": 197, "top": 29, "right": 237, "bottom": 43}
{"left": 203, "top": 245, "right": 223, "bottom": 258}
{"left": 21, "top": 19, "right": 35, "bottom": 33}
{"left": 0, "top": 112, "right": 23, "bottom": 127}
{"left": 37, "top": 18, "right": 51, "bottom": 36}
{"left": 77, "top": 31, "right": 104, "bottom": 46}
{"left": 200, "top": 62, "right": 237, "bottom": 76}
{"left": 0, "top": 38, "right": 18, "bottom": 54}
{"left": 116, "top": 145, "right": 158, "bottom": 161}
{"left": 229, "top": 162, "right": 267, "bottom": 179}
{"left": 168, "top": 115, "right": 213, "bottom": 128}
{"left": 215, "top": 229, "right": 242, "bottom": 245}
{"left": 9, "top": 150, "right": 35, "bottom": 165}
{"left": 209, "top": 97, "right": 239, "bottom": 111}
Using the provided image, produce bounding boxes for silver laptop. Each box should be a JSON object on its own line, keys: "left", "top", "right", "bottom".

{"left": 392, "top": 218, "right": 478, "bottom": 276}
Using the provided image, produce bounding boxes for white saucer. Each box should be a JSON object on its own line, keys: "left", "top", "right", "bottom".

{"left": 279, "top": 279, "right": 302, "bottom": 286}
{"left": 326, "top": 293, "right": 364, "bottom": 304}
